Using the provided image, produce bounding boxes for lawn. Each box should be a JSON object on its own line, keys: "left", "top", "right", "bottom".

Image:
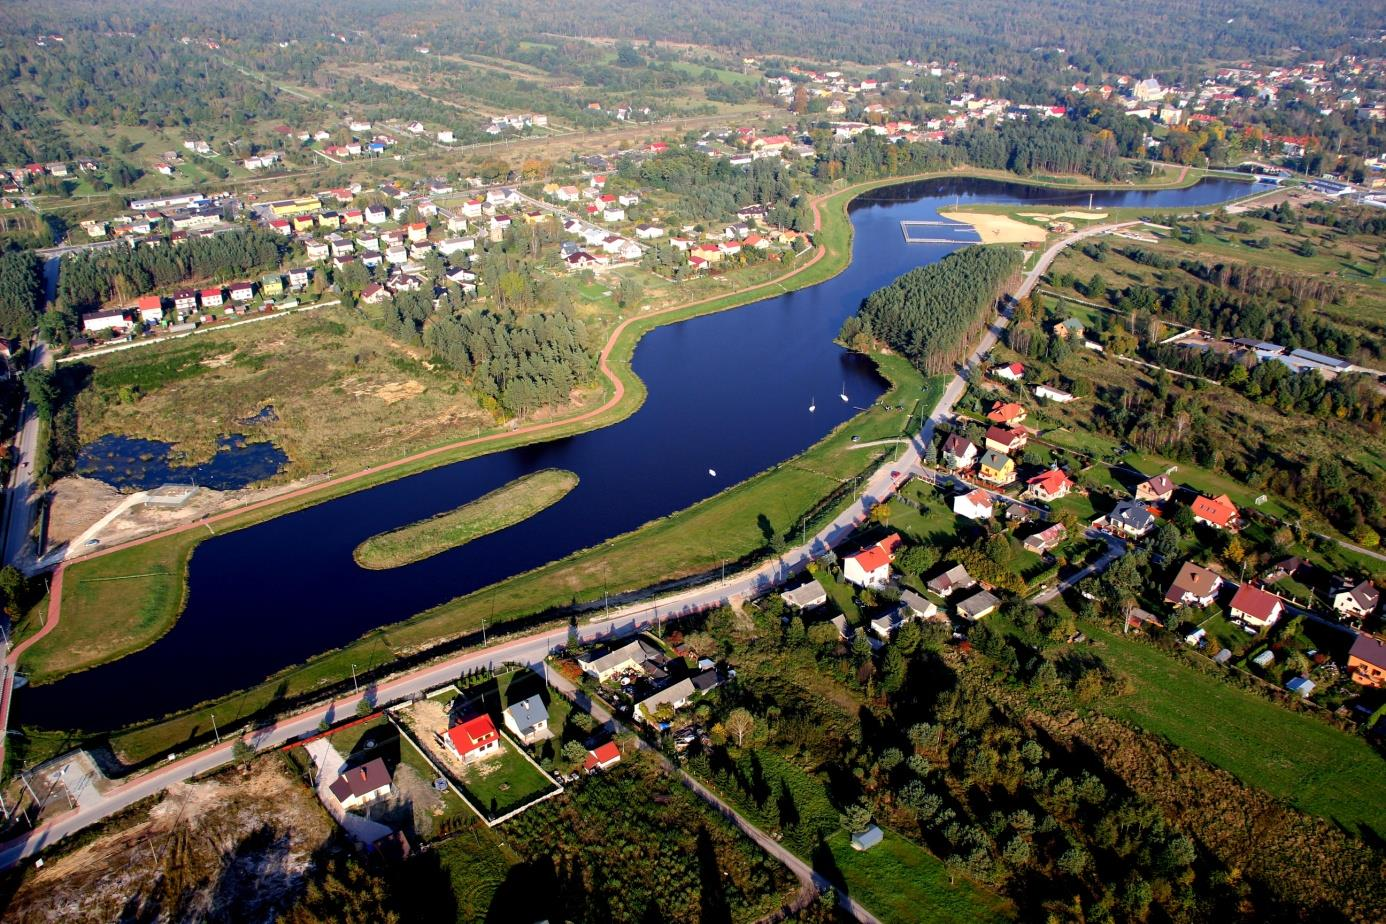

{"left": 824, "top": 828, "right": 1013, "bottom": 924}
{"left": 1086, "top": 621, "right": 1386, "bottom": 834}
{"left": 454, "top": 740, "right": 556, "bottom": 819}
{"left": 354, "top": 469, "right": 579, "bottom": 569}
{"left": 431, "top": 824, "right": 526, "bottom": 922}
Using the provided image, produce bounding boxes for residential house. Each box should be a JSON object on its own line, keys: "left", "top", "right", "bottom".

{"left": 634, "top": 224, "right": 664, "bottom": 240}
{"left": 957, "top": 589, "right": 1001, "bottom": 621}
{"left": 584, "top": 741, "right": 622, "bottom": 772}
{"left": 977, "top": 449, "right": 1016, "bottom": 485}
{"left": 577, "top": 638, "right": 664, "bottom": 682}
{"left": 287, "top": 268, "right": 310, "bottom": 290}
{"left": 1347, "top": 633, "right": 1386, "bottom": 688}
{"left": 1191, "top": 494, "right": 1240, "bottom": 530}
{"left": 1164, "top": 561, "right": 1224, "bottom": 607}
{"left": 200, "top": 287, "right": 224, "bottom": 308}
{"left": 635, "top": 677, "right": 697, "bottom": 723}
{"left": 927, "top": 564, "right": 976, "bottom": 597}
{"left": 1033, "top": 384, "right": 1076, "bottom": 403}
{"left": 1023, "top": 523, "right": 1067, "bottom": 554}
{"left": 1228, "top": 583, "right": 1284, "bottom": 629}
{"left": 993, "top": 362, "right": 1025, "bottom": 382}
{"left": 82, "top": 308, "right": 127, "bottom": 334}
{"left": 136, "top": 295, "right": 164, "bottom": 323}
{"left": 1135, "top": 473, "right": 1176, "bottom": 503}
{"left": 229, "top": 281, "right": 254, "bottom": 302}
{"left": 1025, "top": 469, "right": 1073, "bottom": 502}
{"left": 1334, "top": 580, "right": 1379, "bottom": 621}
{"left": 986, "top": 401, "right": 1027, "bottom": 425}
{"left": 260, "top": 274, "right": 284, "bottom": 298}
{"left": 898, "top": 590, "right": 938, "bottom": 621}
{"left": 952, "top": 488, "right": 993, "bottom": 521}
{"left": 1052, "top": 318, "right": 1085, "bottom": 340}
{"left": 360, "top": 283, "right": 388, "bottom": 305}
{"left": 1099, "top": 499, "right": 1156, "bottom": 538}
{"left": 941, "top": 433, "right": 978, "bottom": 469}
{"left": 304, "top": 239, "right": 329, "bottom": 261}
{"left": 327, "top": 758, "right": 392, "bottom": 810}
{"left": 292, "top": 214, "right": 315, "bottom": 233}
{"left": 446, "top": 714, "right": 502, "bottom": 763}
{"left": 842, "top": 534, "right": 902, "bottom": 588}
{"left": 364, "top": 205, "right": 388, "bottom": 225}
{"left": 502, "top": 695, "right": 550, "bottom": 744}
{"left": 781, "top": 578, "right": 828, "bottom": 609}
{"left": 173, "top": 290, "right": 197, "bottom": 315}
{"left": 984, "top": 425, "right": 1027, "bottom": 454}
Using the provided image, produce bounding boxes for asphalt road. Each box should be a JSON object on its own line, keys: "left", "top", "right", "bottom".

{"left": 0, "top": 221, "right": 1131, "bottom": 870}
{"left": 2, "top": 341, "right": 49, "bottom": 571}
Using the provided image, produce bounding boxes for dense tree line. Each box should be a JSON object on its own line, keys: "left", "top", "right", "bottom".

{"left": 842, "top": 245, "right": 1021, "bottom": 374}
{"left": 56, "top": 228, "right": 285, "bottom": 317}
{"left": 0, "top": 251, "right": 44, "bottom": 338}
{"left": 949, "top": 118, "right": 1131, "bottom": 183}
{"left": 629, "top": 152, "right": 796, "bottom": 221}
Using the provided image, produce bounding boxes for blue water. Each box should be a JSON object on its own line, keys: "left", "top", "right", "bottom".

{"left": 76, "top": 434, "right": 288, "bottom": 491}
{"left": 22, "top": 176, "right": 1252, "bottom": 732}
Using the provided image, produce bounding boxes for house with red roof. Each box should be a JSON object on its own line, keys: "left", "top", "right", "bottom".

{"left": 843, "top": 533, "right": 902, "bottom": 588}
{"left": 992, "top": 362, "right": 1025, "bottom": 382}
{"left": 1025, "top": 468, "right": 1074, "bottom": 502}
{"left": 1190, "top": 494, "right": 1239, "bottom": 530}
{"left": 446, "top": 714, "right": 501, "bottom": 763}
{"left": 952, "top": 488, "right": 993, "bottom": 521}
{"left": 200, "top": 287, "right": 224, "bottom": 308}
{"left": 583, "top": 741, "right": 622, "bottom": 772}
{"left": 986, "top": 401, "right": 1027, "bottom": 425}
{"left": 1228, "top": 583, "right": 1284, "bottom": 629}
{"left": 984, "top": 425, "right": 1027, "bottom": 455}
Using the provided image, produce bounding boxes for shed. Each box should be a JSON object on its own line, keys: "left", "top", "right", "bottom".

{"left": 850, "top": 824, "right": 884, "bottom": 851}
{"left": 1285, "top": 676, "right": 1316, "bottom": 698}
{"left": 1251, "top": 649, "right": 1275, "bottom": 668}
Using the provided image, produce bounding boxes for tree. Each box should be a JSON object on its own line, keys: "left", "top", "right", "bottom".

{"left": 783, "top": 615, "right": 806, "bottom": 646}
{"left": 355, "top": 697, "right": 375, "bottom": 718}
{"left": 562, "top": 740, "right": 589, "bottom": 765}
{"left": 24, "top": 367, "right": 60, "bottom": 421}
{"left": 1058, "top": 846, "right": 1090, "bottom": 877}
{"left": 897, "top": 544, "right": 937, "bottom": 576}
{"left": 841, "top": 799, "right": 873, "bottom": 835}
{"left": 880, "top": 643, "right": 906, "bottom": 693}
{"left": 725, "top": 707, "right": 755, "bottom": 747}
{"left": 0, "top": 565, "right": 26, "bottom": 617}
{"left": 231, "top": 740, "right": 254, "bottom": 767}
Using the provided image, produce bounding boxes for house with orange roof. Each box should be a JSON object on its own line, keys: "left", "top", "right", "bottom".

{"left": 986, "top": 401, "right": 1027, "bottom": 425}
{"left": 1190, "top": 494, "right": 1239, "bottom": 530}
{"left": 843, "top": 533, "right": 902, "bottom": 588}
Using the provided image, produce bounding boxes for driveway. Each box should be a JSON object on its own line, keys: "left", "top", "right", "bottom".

{"left": 303, "top": 738, "right": 393, "bottom": 845}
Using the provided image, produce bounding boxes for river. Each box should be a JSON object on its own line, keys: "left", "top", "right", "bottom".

{"left": 22, "top": 175, "right": 1251, "bottom": 733}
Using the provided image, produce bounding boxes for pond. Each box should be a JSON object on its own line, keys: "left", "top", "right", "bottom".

{"left": 75, "top": 433, "right": 289, "bottom": 492}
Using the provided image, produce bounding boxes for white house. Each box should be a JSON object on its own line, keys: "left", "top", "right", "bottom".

{"left": 1229, "top": 583, "right": 1285, "bottom": 629}
{"left": 952, "top": 488, "right": 993, "bottom": 521}
{"left": 327, "top": 758, "right": 392, "bottom": 811}
{"left": 842, "top": 534, "right": 902, "bottom": 589}
{"left": 1334, "top": 580, "right": 1380, "bottom": 620}
{"left": 502, "top": 695, "right": 550, "bottom": 744}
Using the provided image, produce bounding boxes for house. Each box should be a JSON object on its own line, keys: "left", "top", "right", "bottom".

{"left": 1033, "top": 384, "right": 1076, "bottom": 403}
{"left": 1135, "top": 473, "right": 1176, "bottom": 503}
{"left": 984, "top": 426, "right": 1027, "bottom": 454}
{"left": 634, "top": 677, "right": 697, "bottom": 722}
{"left": 977, "top": 449, "right": 1016, "bottom": 485}
{"left": 136, "top": 295, "right": 163, "bottom": 322}
{"left": 292, "top": 214, "right": 315, "bottom": 233}
{"left": 957, "top": 589, "right": 1001, "bottom": 621}
{"left": 872, "top": 597, "right": 937, "bottom": 639}
{"left": 1025, "top": 469, "right": 1073, "bottom": 502}
{"left": 502, "top": 695, "right": 550, "bottom": 743}
{"left": 842, "top": 534, "right": 902, "bottom": 588}
{"left": 850, "top": 825, "right": 884, "bottom": 852}
{"left": 1228, "top": 583, "right": 1284, "bottom": 629}
{"left": 828, "top": 614, "right": 850, "bottom": 641}
{"left": 993, "top": 362, "right": 1025, "bottom": 382}
{"left": 360, "top": 283, "right": 388, "bottom": 305}
{"left": 1191, "top": 494, "right": 1239, "bottom": 530}
{"left": 437, "top": 130, "right": 455, "bottom": 144}
{"left": 927, "top": 564, "right": 976, "bottom": 597}
{"left": 898, "top": 590, "right": 938, "bottom": 621}
{"left": 173, "top": 290, "right": 197, "bottom": 314}
{"left": 446, "top": 714, "right": 502, "bottom": 763}
{"left": 953, "top": 488, "right": 993, "bottom": 521}
{"left": 1023, "top": 523, "right": 1067, "bottom": 554}
{"left": 229, "top": 282, "right": 255, "bottom": 302}
{"left": 261, "top": 274, "right": 284, "bottom": 298}
{"left": 1052, "top": 318, "right": 1085, "bottom": 340}
{"left": 327, "top": 758, "right": 392, "bottom": 810}
{"left": 1164, "top": 561, "right": 1224, "bottom": 608}
{"left": 1333, "top": 580, "right": 1379, "bottom": 620}
{"left": 1347, "top": 633, "right": 1386, "bottom": 688}
{"left": 577, "top": 638, "right": 664, "bottom": 682}
{"left": 82, "top": 308, "right": 128, "bottom": 334}
{"left": 200, "top": 287, "right": 224, "bottom": 308}
{"left": 1285, "top": 676, "right": 1315, "bottom": 698}
{"left": 941, "top": 433, "right": 978, "bottom": 469}
{"left": 287, "top": 267, "right": 310, "bottom": 290}
{"left": 583, "top": 741, "right": 622, "bottom": 772}
{"left": 634, "top": 224, "right": 664, "bottom": 240}
{"left": 364, "top": 205, "right": 388, "bottom": 225}
{"left": 986, "top": 401, "right": 1027, "bottom": 425}
{"left": 1098, "top": 499, "right": 1157, "bottom": 538}
{"left": 781, "top": 578, "right": 828, "bottom": 609}
{"left": 304, "top": 239, "right": 329, "bottom": 261}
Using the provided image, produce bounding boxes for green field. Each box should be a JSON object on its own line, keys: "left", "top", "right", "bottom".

{"left": 825, "top": 829, "right": 1014, "bottom": 924}
{"left": 354, "top": 469, "right": 579, "bottom": 569}
{"left": 1087, "top": 622, "right": 1386, "bottom": 834}
{"left": 455, "top": 741, "right": 556, "bottom": 819}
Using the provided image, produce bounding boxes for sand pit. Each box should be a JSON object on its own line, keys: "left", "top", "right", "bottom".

{"left": 1017, "top": 210, "right": 1108, "bottom": 220}
{"left": 940, "top": 210, "right": 1047, "bottom": 244}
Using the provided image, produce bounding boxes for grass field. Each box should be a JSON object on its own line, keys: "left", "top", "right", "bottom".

{"left": 354, "top": 469, "right": 579, "bottom": 569}
{"left": 455, "top": 741, "right": 555, "bottom": 819}
{"left": 825, "top": 828, "right": 1013, "bottom": 924}
{"left": 1087, "top": 621, "right": 1386, "bottom": 834}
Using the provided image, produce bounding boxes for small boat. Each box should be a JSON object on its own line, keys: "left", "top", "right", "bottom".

{"left": 839, "top": 381, "right": 849, "bottom": 402}
{"left": 809, "top": 396, "right": 816, "bottom": 413}
{"left": 708, "top": 468, "right": 717, "bottom": 477}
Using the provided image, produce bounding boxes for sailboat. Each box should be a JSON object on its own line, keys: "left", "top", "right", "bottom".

{"left": 708, "top": 468, "right": 717, "bottom": 477}
{"left": 808, "top": 396, "right": 816, "bottom": 413}
{"left": 839, "top": 381, "right": 849, "bottom": 402}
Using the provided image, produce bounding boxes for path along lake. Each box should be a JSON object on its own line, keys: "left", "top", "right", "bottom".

{"left": 23, "top": 176, "right": 1251, "bottom": 732}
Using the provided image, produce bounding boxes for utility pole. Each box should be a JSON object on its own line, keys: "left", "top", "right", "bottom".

{"left": 350, "top": 663, "right": 358, "bottom": 693}
{"left": 211, "top": 712, "right": 220, "bottom": 745}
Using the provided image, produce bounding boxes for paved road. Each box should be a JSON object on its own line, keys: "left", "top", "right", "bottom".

{"left": 2, "top": 341, "right": 50, "bottom": 570}
{"left": 0, "top": 212, "right": 1136, "bottom": 871}
{"left": 1030, "top": 531, "right": 1127, "bottom": 605}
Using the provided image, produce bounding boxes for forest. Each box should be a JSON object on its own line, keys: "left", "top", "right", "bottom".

{"left": 842, "top": 245, "right": 1022, "bottom": 375}
{"left": 0, "top": 251, "right": 44, "bottom": 339}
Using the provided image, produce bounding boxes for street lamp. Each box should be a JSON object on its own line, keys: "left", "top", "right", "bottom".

{"left": 350, "top": 663, "right": 358, "bottom": 693}
{"left": 211, "top": 712, "right": 220, "bottom": 745}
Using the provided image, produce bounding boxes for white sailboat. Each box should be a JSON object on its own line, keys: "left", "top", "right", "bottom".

{"left": 708, "top": 468, "right": 717, "bottom": 477}
{"left": 809, "top": 396, "right": 816, "bottom": 413}
{"left": 839, "top": 380, "right": 849, "bottom": 402}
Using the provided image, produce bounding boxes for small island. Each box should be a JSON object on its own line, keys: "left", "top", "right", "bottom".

{"left": 354, "top": 469, "right": 579, "bottom": 570}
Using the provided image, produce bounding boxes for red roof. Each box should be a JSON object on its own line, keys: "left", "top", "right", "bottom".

{"left": 1191, "top": 494, "right": 1238, "bottom": 527}
{"left": 1026, "top": 468, "right": 1073, "bottom": 496}
{"left": 200, "top": 287, "right": 222, "bottom": 298}
{"left": 446, "top": 714, "right": 498, "bottom": 756}
{"left": 984, "top": 425, "right": 1023, "bottom": 448}
{"left": 987, "top": 401, "right": 1026, "bottom": 423}
{"left": 846, "top": 533, "right": 901, "bottom": 574}
{"left": 136, "top": 295, "right": 162, "bottom": 310}
{"left": 1229, "top": 584, "right": 1283, "bottom": 622}
{"left": 583, "top": 741, "right": 621, "bottom": 771}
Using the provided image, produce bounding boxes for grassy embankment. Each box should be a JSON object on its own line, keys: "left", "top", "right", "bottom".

{"left": 353, "top": 469, "right": 579, "bottom": 569}
{"left": 24, "top": 168, "right": 1211, "bottom": 765}
{"left": 1084, "top": 621, "right": 1386, "bottom": 834}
